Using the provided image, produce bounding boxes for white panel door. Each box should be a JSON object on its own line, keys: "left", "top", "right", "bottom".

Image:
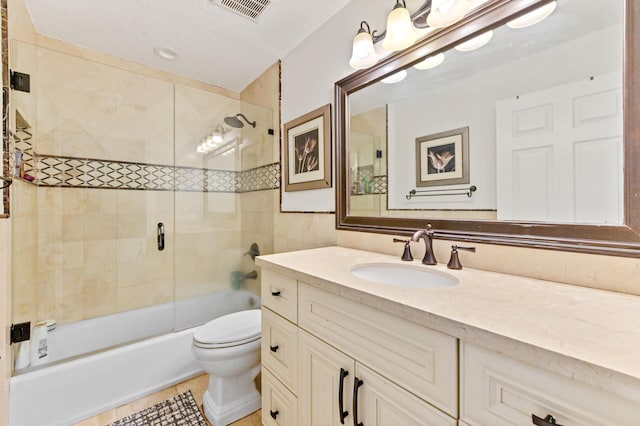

{"left": 497, "top": 73, "right": 622, "bottom": 224}
{"left": 298, "top": 330, "right": 355, "bottom": 426}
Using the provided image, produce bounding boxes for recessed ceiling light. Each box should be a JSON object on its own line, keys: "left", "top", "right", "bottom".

{"left": 153, "top": 47, "right": 178, "bottom": 60}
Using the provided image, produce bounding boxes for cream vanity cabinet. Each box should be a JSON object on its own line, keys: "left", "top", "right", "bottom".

{"left": 261, "top": 268, "right": 458, "bottom": 426}
{"left": 259, "top": 255, "right": 640, "bottom": 426}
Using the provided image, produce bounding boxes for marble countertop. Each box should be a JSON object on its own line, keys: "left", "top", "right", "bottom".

{"left": 256, "top": 246, "right": 640, "bottom": 399}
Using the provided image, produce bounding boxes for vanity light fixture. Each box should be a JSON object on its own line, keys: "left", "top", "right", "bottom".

{"left": 349, "top": 21, "right": 379, "bottom": 69}
{"left": 382, "top": 0, "right": 418, "bottom": 52}
{"left": 212, "top": 125, "right": 225, "bottom": 143}
{"left": 454, "top": 30, "right": 493, "bottom": 51}
{"left": 413, "top": 52, "right": 445, "bottom": 70}
{"left": 507, "top": 1, "right": 556, "bottom": 29}
{"left": 349, "top": 0, "right": 430, "bottom": 70}
{"left": 381, "top": 69, "right": 408, "bottom": 84}
{"left": 197, "top": 125, "right": 230, "bottom": 154}
{"left": 427, "top": 0, "right": 472, "bottom": 28}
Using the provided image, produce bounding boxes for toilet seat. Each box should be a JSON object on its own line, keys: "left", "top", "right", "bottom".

{"left": 193, "top": 309, "right": 261, "bottom": 349}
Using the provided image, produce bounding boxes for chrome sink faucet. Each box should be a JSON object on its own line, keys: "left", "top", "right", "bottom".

{"left": 411, "top": 224, "right": 437, "bottom": 265}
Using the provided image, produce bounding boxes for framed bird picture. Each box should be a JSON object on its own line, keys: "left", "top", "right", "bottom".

{"left": 283, "top": 104, "right": 332, "bottom": 192}
{"left": 415, "top": 126, "right": 469, "bottom": 187}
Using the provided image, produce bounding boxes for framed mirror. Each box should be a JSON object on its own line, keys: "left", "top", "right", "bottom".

{"left": 336, "top": 0, "right": 640, "bottom": 257}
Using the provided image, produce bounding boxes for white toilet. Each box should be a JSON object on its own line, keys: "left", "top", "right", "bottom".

{"left": 192, "top": 309, "right": 261, "bottom": 426}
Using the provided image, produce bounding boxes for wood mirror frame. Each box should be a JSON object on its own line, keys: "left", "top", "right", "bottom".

{"left": 336, "top": 0, "right": 640, "bottom": 258}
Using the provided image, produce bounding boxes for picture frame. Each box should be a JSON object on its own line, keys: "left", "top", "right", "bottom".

{"left": 415, "top": 126, "right": 469, "bottom": 187}
{"left": 283, "top": 104, "right": 332, "bottom": 192}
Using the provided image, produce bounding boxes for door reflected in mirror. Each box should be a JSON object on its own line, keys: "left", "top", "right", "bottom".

{"left": 348, "top": 0, "right": 624, "bottom": 225}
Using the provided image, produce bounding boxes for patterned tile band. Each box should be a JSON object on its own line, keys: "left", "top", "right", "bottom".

{"left": 26, "top": 152, "right": 279, "bottom": 193}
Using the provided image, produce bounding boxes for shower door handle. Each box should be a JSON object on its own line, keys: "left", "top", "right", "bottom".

{"left": 157, "top": 223, "right": 165, "bottom": 251}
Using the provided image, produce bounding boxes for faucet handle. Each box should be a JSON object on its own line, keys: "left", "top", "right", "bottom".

{"left": 447, "top": 244, "right": 476, "bottom": 270}
{"left": 393, "top": 238, "right": 414, "bottom": 261}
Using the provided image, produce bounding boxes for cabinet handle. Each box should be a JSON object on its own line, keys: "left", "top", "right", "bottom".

{"left": 338, "top": 368, "right": 349, "bottom": 424}
{"left": 353, "top": 377, "right": 364, "bottom": 426}
{"left": 270, "top": 345, "right": 279, "bottom": 352}
{"left": 271, "top": 291, "right": 281, "bottom": 296}
{"left": 270, "top": 410, "right": 279, "bottom": 420}
{"left": 532, "top": 414, "right": 563, "bottom": 426}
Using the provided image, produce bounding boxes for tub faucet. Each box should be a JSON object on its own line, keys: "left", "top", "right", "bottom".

{"left": 411, "top": 224, "right": 437, "bottom": 265}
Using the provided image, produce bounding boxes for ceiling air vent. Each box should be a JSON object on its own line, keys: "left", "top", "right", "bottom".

{"left": 212, "top": 0, "right": 272, "bottom": 22}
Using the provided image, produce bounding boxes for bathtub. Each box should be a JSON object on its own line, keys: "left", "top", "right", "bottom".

{"left": 9, "top": 290, "right": 260, "bottom": 426}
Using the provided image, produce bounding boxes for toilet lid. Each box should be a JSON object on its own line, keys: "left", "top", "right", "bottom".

{"left": 193, "top": 309, "right": 261, "bottom": 348}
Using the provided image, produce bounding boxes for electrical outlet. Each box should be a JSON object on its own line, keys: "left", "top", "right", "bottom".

{"left": 10, "top": 321, "right": 31, "bottom": 344}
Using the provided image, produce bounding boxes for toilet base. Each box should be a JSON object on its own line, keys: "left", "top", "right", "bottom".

{"left": 203, "top": 387, "right": 261, "bottom": 426}
{"left": 201, "top": 365, "right": 261, "bottom": 425}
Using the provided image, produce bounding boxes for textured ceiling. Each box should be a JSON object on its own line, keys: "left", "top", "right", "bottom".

{"left": 24, "top": 0, "right": 352, "bottom": 92}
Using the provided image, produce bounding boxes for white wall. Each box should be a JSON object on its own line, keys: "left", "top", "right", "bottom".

{"left": 281, "top": 0, "right": 393, "bottom": 212}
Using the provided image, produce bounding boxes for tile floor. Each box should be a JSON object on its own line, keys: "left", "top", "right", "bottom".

{"left": 74, "top": 374, "right": 262, "bottom": 426}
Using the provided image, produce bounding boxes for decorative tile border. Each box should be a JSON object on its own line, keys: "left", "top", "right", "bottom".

{"left": 27, "top": 153, "right": 279, "bottom": 194}
{"left": 353, "top": 165, "right": 387, "bottom": 195}
{"left": 372, "top": 175, "right": 387, "bottom": 194}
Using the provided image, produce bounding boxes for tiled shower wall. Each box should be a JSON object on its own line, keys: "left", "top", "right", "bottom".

{"left": 10, "top": 42, "right": 278, "bottom": 326}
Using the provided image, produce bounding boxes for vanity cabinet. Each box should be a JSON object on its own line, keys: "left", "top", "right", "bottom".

{"left": 259, "top": 251, "right": 640, "bottom": 426}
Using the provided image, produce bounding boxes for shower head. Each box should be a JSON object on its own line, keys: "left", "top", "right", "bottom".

{"left": 224, "top": 113, "right": 256, "bottom": 129}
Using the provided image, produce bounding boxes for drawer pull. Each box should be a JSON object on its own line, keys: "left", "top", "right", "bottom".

{"left": 270, "top": 410, "right": 279, "bottom": 420}
{"left": 338, "top": 368, "right": 349, "bottom": 424}
{"left": 532, "top": 414, "right": 563, "bottom": 426}
{"left": 271, "top": 291, "right": 281, "bottom": 296}
{"left": 270, "top": 345, "right": 279, "bottom": 352}
{"left": 353, "top": 377, "right": 364, "bottom": 426}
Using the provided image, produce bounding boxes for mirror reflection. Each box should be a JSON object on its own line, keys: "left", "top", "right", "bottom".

{"left": 349, "top": 0, "right": 624, "bottom": 225}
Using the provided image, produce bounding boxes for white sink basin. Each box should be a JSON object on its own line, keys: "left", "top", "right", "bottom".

{"left": 351, "top": 263, "right": 458, "bottom": 289}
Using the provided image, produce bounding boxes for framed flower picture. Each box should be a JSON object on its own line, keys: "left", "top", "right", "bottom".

{"left": 415, "top": 126, "right": 469, "bottom": 187}
{"left": 283, "top": 104, "right": 331, "bottom": 192}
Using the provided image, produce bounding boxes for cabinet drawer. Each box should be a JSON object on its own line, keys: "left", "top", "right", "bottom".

{"left": 262, "top": 368, "right": 298, "bottom": 426}
{"left": 262, "top": 307, "right": 298, "bottom": 393}
{"left": 262, "top": 269, "right": 297, "bottom": 323}
{"left": 298, "top": 283, "right": 458, "bottom": 417}
{"left": 461, "top": 342, "right": 639, "bottom": 426}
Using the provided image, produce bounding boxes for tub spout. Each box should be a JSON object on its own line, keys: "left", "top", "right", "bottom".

{"left": 242, "top": 270, "right": 258, "bottom": 280}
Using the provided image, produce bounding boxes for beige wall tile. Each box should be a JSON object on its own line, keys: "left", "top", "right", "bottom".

{"left": 84, "top": 239, "right": 117, "bottom": 265}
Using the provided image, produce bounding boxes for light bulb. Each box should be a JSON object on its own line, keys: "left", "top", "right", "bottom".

{"left": 454, "top": 30, "right": 493, "bottom": 52}
{"left": 382, "top": 2, "right": 417, "bottom": 52}
{"left": 205, "top": 136, "right": 216, "bottom": 149}
{"left": 427, "top": 0, "right": 471, "bottom": 28}
{"left": 349, "top": 24, "right": 378, "bottom": 69}
{"left": 507, "top": 1, "right": 556, "bottom": 29}
{"left": 413, "top": 53, "right": 445, "bottom": 70}
{"left": 381, "top": 70, "right": 407, "bottom": 84}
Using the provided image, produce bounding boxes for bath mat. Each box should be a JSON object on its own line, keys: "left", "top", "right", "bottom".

{"left": 108, "top": 390, "right": 207, "bottom": 426}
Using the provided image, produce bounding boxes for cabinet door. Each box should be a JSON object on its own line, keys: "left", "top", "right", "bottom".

{"left": 298, "top": 330, "right": 355, "bottom": 426}
{"left": 354, "top": 364, "right": 457, "bottom": 426}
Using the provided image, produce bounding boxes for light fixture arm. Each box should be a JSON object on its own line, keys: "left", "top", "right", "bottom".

{"left": 370, "top": 0, "right": 432, "bottom": 43}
